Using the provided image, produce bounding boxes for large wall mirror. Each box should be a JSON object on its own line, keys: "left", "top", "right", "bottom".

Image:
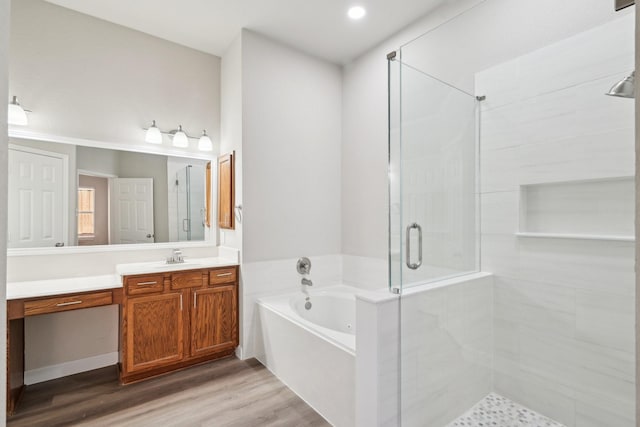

{"left": 8, "top": 136, "right": 214, "bottom": 250}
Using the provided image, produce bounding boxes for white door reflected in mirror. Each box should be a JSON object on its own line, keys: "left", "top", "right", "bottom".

{"left": 110, "top": 178, "right": 155, "bottom": 244}
{"left": 7, "top": 146, "right": 67, "bottom": 248}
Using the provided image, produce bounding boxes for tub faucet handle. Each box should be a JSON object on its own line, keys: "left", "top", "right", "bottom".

{"left": 297, "top": 257, "right": 311, "bottom": 275}
{"left": 301, "top": 278, "right": 313, "bottom": 286}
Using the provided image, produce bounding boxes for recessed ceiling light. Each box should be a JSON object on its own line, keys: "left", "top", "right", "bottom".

{"left": 348, "top": 6, "right": 366, "bottom": 20}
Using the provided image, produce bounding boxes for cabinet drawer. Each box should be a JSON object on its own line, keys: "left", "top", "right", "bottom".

{"left": 126, "top": 274, "right": 165, "bottom": 296}
{"left": 24, "top": 291, "right": 113, "bottom": 316}
{"left": 171, "top": 270, "right": 205, "bottom": 290}
{"left": 209, "top": 267, "right": 237, "bottom": 285}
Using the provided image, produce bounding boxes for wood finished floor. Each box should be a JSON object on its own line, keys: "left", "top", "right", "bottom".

{"left": 7, "top": 357, "right": 331, "bottom": 427}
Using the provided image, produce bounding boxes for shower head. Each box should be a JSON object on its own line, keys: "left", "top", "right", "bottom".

{"left": 606, "top": 71, "right": 635, "bottom": 98}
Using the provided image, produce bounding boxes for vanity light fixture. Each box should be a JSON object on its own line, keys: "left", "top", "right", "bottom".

{"left": 144, "top": 120, "right": 163, "bottom": 144}
{"left": 171, "top": 125, "right": 189, "bottom": 148}
{"left": 8, "top": 96, "right": 29, "bottom": 126}
{"left": 143, "top": 120, "right": 214, "bottom": 151}
{"left": 198, "top": 130, "right": 213, "bottom": 152}
{"left": 348, "top": 5, "right": 366, "bottom": 20}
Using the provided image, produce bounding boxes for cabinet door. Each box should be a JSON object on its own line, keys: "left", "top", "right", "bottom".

{"left": 217, "top": 152, "right": 234, "bottom": 229}
{"left": 125, "top": 292, "right": 184, "bottom": 373}
{"left": 191, "top": 285, "right": 238, "bottom": 357}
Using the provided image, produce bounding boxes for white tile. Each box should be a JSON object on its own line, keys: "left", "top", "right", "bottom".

{"left": 494, "top": 277, "right": 576, "bottom": 316}
{"left": 574, "top": 399, "right": 635, "bottom": 427}
{"left": 494, "top": 318, "right": 519, "bottom": 359}
{"left": 518, "top": 127, "right": 634, "bottom": 187}
{"left": 477, "top": 14, "right": 634, "bottom": 111}
{"left": 342, "top": 255, "right": 388, "bottom": 290}
{"left": 480, "top": 191, "right": 519, "bottom": 235}
{"left": 575, "top": 290, "right": 635, "bottom": 353}
{"left": 400, "top": 275, "right": 493, "bottom": 427}
{"left": 480, "top": 146, "right": 520, "bottom": 193}
{"left": 482, "top": 234, "right": 635, "bottom": 296}
{"left": 479, "top": 15, "right": 636, "bottom": 425}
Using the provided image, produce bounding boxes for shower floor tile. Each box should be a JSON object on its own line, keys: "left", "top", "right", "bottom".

{"left": 447, "top": 393, "right": 565, "bottom": 427}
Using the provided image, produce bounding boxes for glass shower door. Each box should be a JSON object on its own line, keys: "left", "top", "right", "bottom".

{"left": 389, "top": 55, "right": 479, "bottom": 293}
{"left": 389, "top": 50, "right": 483, "bottom": 427}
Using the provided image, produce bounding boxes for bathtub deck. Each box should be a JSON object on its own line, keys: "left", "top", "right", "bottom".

{"left": 7, "top": 357, "right": 330, "bottom": 427}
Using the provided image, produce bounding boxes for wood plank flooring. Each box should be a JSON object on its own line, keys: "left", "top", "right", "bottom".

{"left": 7, "top": 357, "right": 331, "bottom": 427}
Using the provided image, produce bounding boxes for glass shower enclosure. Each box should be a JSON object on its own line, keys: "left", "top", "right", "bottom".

{"left": 388, "top": 5, "right": 636, "bottom": 427}
{"left": 175, "top": 165, "right": 206, "bottom": 242}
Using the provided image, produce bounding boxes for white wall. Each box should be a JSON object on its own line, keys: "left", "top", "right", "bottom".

{"left": 10, "top": 0, "right": 220, "bottom": 153}
{"left": 8, "top": 0, "right": 221, "bottom": 376}
{"left": 221, "top": 30, "right": 343, "bottom": 359}
{"left": 478, "top": 15, "right": 635, "bottom": 426}
{"left": 220, "top": 34, "right": 243, "bottom": 253}
{"left": 241, "top": 30, "right": 342, "bottom": 263}
{"left": 0, "top": 0, "right": 9, "bottom": 421}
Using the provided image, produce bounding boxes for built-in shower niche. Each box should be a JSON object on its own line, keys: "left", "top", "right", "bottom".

{"left": 516, "top": 177, "right": 635, "bottom": 241}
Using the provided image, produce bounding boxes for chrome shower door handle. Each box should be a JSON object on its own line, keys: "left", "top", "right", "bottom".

{"left": 405, "top": 222, "right": 423, "bottom": 270}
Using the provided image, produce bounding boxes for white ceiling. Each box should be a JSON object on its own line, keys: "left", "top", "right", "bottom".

{"left": 44, "top": 0, "right": 447, "bottom": 64}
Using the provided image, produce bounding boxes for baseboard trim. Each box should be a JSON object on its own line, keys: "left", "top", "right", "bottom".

{"left": 25, "top": 352, "right": 119, "bottom": 385}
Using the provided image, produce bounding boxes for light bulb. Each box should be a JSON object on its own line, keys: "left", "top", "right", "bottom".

{"left": 172, "top": 125, "right": 189, "bottom": 148}
{"left": 8, "top": 96, "right": 28, "bottom": 126}
{"left": 348, "top": 6, "right": 366, "bottom": 20}
{"left": 145, "top": 120, "right": 162, "bottom": 144}
{"left": 198, "top": 130, "right": 213, "bottom": 151}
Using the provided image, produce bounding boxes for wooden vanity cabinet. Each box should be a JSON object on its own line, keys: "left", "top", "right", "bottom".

{"left": 191, "top": 284, "right": 238, "bottom": 357}
{"left": 124, "top": 292, "right": 185, "bottom": 373}
{"left": 120, "top": 266, "right": 238, "bottom": 384}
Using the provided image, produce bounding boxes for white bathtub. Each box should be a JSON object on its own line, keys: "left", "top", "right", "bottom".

{"left": 261, "top": 285, "right": 357, "bottom": 354}
{"left": 256, "top": 285, "right": 359, "bottom": 427}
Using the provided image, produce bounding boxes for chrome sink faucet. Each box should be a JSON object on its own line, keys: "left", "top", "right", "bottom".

{"left": 167, "top": 248, "right": 184, "bottom": 264}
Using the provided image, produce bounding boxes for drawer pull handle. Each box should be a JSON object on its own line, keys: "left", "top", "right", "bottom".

{"left": 216, "top": 273, "right": 233, "bottom": 277}
{"left": 56, "top": 301, "right": 82, "bottom": 307}
{"left": 137, "top": 281, "right": 158, "bottom": 286}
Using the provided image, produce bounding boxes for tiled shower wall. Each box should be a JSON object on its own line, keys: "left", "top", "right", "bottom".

{"left": 477, "top": 14, "right": 636, "bottom": 427}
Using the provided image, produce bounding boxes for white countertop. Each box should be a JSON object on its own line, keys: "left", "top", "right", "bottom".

{"left": 7, "top": 257, "right": 239, "bottom": 300}
{"left": 115, "top": 257, "right": 238, "bottom": 276}
{"left": 7, "top": 274, "right": 122, "bottom": 300}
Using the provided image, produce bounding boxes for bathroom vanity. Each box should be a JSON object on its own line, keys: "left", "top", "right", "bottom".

{"left": 119, "top": 264, "right": 238, "bottom": 384}
{"left": 6, "top": 258, "right": 239, "bottom": 415}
